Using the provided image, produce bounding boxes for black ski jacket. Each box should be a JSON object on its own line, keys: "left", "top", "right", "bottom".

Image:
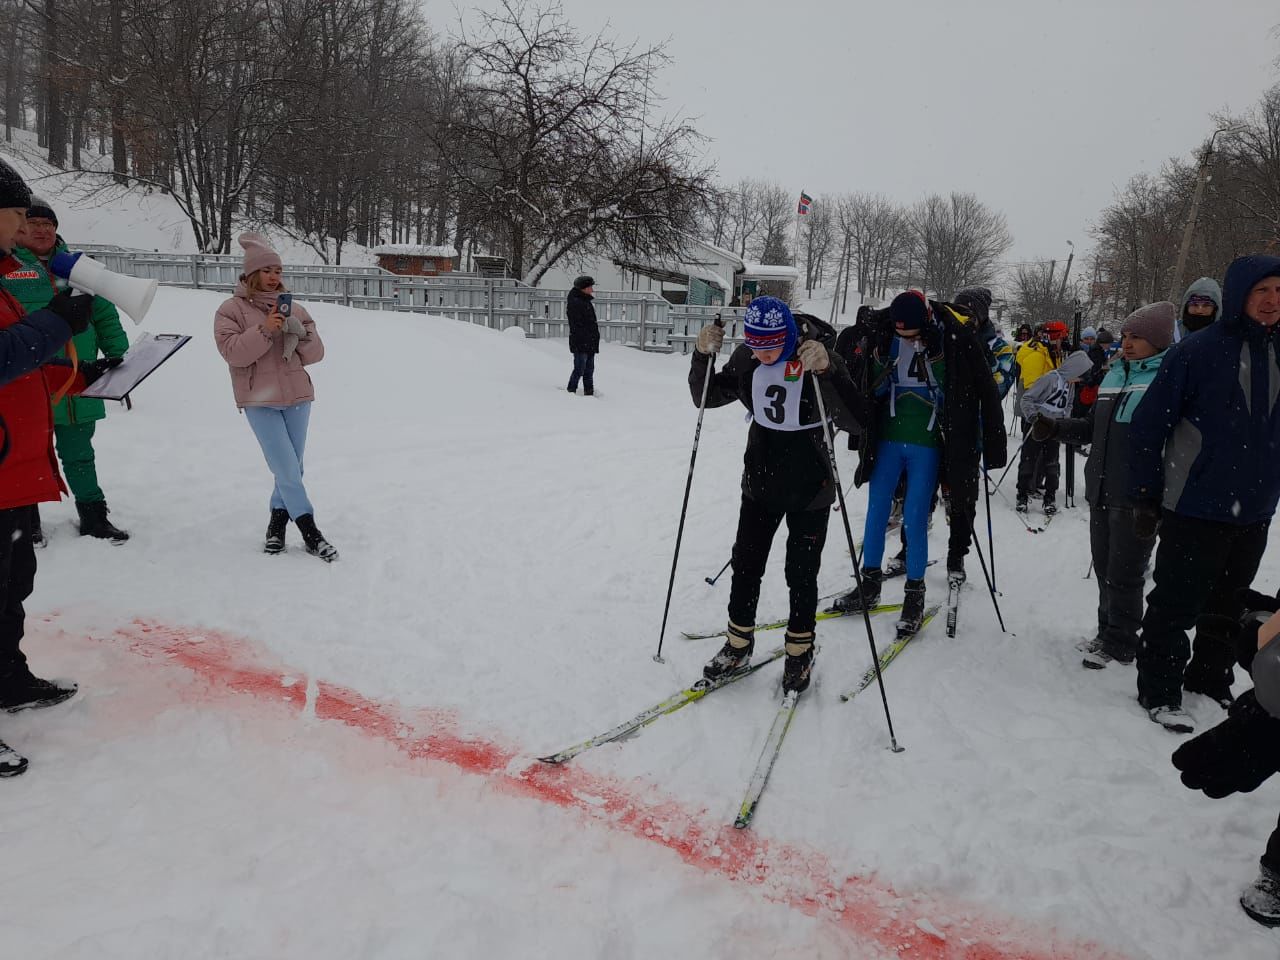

{"left": 689, "top": 314, "right": 869, "bottom": 513}
{"left": 566, "top": 288, "right": 599, "bottom": 354}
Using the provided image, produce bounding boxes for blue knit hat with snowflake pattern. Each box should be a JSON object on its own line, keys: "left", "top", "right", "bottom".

{"left": 742, "top": 296, "right": 797, "bottom": 364}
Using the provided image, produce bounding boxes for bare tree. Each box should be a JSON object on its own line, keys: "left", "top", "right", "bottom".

{"left": 909, "top": 192, "right": 1012, "bottom": 299}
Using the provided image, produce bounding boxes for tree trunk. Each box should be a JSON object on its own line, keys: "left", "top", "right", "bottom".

{"left": 44, "top": 0, "right": 66, "bottom": 167}
{"left": 110, "top": 0, "right": 127, "bottom": 183}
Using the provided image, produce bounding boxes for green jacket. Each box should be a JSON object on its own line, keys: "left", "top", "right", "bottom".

{"left": 1, "top": 239, "right": 129, "bottom": 424}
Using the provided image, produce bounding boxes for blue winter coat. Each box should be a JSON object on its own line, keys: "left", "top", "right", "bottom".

{"left": 1129, "top": 255, "right": 1280, "bottom": 525}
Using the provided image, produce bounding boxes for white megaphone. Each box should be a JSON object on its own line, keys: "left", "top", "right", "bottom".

{"left": 50, "top": 252, "right": 158, "bottom": 325}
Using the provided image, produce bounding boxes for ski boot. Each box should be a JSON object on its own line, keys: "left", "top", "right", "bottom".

{"left": 946, "top": 556, "right": 966, "bottom": 587}
{"left": 0, "top": 739, "right": 27, "bottom": 777}
{"left": 782, "top": 632, "right": 814, "bottom": 694}
{"left": 1043, "top": 497, "right": 1058, "bottom": 517}
{"left": 882, "top": 548, "right": 908, "bottom": 579}
{"left": 703, "top": 622, "right": 754, "bottom": 682}
{"left": 897, "top": 579, "right": 927, "bottom": 637}
{"left": 1015, "top": 494, "right": 1029, "bottom": 514}
{"left": 295, "top": 514, "right": 339, "bottom": 562}
{"left": 264, "top": 508, "right": 289, "bottom": 555}
{"left": 1241, "top": 865, "right": 1280, "bottom": 927}
{"left": 832, "top": 568, "right": 883, "bottom": 613}
{"left": 1146, "top": 703, "right": 1194, "bottom": 734}
{"left": 1183, "top": 661, "right": 1235, "bottom": 709}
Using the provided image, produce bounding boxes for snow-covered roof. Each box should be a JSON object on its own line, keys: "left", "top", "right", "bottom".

{"left": 742, "top": 262, "right": 799, "bottom": 281}
{"left": 682, "top": 235, "right": 745, "bottom": 270}
{"left": 372, "top": 244, "right": 458, "bottom": 259}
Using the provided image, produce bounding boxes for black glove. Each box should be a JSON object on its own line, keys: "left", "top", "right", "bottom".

{"left": 983, "top": 441, "right": 1008, "bottom": 472}
{"left": 47, "top": 292, "right": 94, "bottom": 335}
{"left": 79, "top": 356, "right": 123, "bottom": 386}
{"left": 1234, "top": 589, "right": 1280, "bottom": 672}
{"left": 1172, "top": 689, "right": 1280, "bottom": 798}
{"left": 1030, "top": 414, "right": 1057, "bottom": 443}
{"left": 1132, "top": 501, "right": 1161, "bottom": 541}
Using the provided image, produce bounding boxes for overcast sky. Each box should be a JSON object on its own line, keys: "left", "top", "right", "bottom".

{"left": 460, "top": 0, "right": 1278, "bottom": 274}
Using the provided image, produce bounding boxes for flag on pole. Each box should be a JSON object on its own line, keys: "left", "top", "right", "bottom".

{"left": 797, "top": 191, "right": 813, "bottom": 215}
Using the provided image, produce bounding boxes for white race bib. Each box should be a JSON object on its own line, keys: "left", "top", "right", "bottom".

{"left": 751, "top": 359, "right": 821, "bottom": 432}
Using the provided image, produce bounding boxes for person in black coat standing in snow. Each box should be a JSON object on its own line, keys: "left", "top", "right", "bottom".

{"left": 566, "top": 275, "right": 600, "bottom": 396}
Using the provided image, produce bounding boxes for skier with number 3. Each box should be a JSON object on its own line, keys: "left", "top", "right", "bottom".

{"left": 690, "top": 297, "right": 869, "bottom": 694}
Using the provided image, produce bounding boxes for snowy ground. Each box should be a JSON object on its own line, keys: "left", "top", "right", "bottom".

{"left": 3, "top": 288, "right": 1280, "bottom": 959}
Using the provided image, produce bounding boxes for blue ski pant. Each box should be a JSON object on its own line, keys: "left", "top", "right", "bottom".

{"left": 244, "top": 402, "right": 314, "bottom": 519}
{"left": 862, "top": 441, "right": 941, "bottom": 581}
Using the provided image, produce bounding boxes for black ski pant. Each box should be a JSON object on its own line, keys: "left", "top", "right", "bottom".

{"left": 0, "top": 506, "right": 38, "bottom": 683}
{"left": 1136, "top": 512, "right": 1270, "bottom": 709}
{"left": 1261, "top": 812, "right": 1280, "bottom": 875}
{"left": 944, "top": 461, "right": 979, "bottom": 567}
{"left": 728, "top": 496, "right": 829, "bottom": 635}
{"left": 1089, "top": 504, "right": 1153, "bottom": 661}
{"left": 1015, "top": 428, "right": 1059, "bottom": 501}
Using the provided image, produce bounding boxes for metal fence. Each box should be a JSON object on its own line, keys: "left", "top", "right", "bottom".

{"left": 68, "top": 244, "right": 732, "bottom": 352}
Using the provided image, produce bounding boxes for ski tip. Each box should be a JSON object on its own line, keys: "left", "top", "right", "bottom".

{"left": 536, "top": 754, "right": 567, "bottom": 765}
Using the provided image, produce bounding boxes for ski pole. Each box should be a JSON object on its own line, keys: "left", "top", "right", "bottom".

{"left": 1085, "top": 558, "right": 1094, "bottom": 581}
{"left": 654, "top": 316, "right": 723, "bottom": 664}
{"left": 982, "top": 468, "right": 997, "bottom": 592}
{"left": 811, "top": 371, "right": 903, "bottom": 753}
{"left": 969, "top": 528, "right": 1006, "bottom": 633}
{"left": 705, "top": 557, "right": 732, "bottom": 587}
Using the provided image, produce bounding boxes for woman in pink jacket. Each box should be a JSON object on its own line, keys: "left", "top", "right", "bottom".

{"left": 214, "top": 233, "right": 337, "bottom": 561}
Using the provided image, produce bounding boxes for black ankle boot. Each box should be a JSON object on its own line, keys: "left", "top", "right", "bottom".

{"left": 832, "top": 568, "right": 883, "bottom": 613}
{"left": 703, "top": 622, "right": 754, "bottom": 682}
{"left": 782, "top": 633, "right": 814, "bottom": 694}
{"left": 76, "top": 501, "right": 129, "bottom": 543}
{"left": 264, "top": 508, "right": 290, "bottom": 554}
{"left": 897, "top": 578, "right": 927, "bottom": 636}
{"left": 294, "top": 514, "right": 338, "bottom": 562}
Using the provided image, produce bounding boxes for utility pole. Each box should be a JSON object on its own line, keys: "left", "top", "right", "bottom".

{"left": 1168, "top": 125, "right": 1236, "bottom": 302}
{"left": 1056, "top": 241, "right": 1075, "bottom": 305}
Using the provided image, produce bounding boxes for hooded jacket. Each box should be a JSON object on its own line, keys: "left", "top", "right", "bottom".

{"left": 1019, "top": 350, "right": 1093, "bottom": 421}
{"left": 1130, "top": 255, "right": 1280, "bottom": 525}
{"left": 1178, "top": 276, "right": 1223, "bottom": 341}
{"left": 690, "top": 313, "right": 869, "bottom": 512}
{"left": 1058, "top": 349, "right": 1167, "bottom": 508}
{"left": 2, "top": 238, "right": 129, "bottom": 425}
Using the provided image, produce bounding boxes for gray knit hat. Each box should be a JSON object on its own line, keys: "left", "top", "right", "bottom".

{"left": 1121, "top": 301, "right": 1177, "bottom": 352}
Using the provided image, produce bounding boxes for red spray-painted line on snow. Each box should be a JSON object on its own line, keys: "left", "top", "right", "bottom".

{"left": 113, "top": 619, "right": 1126, "bottom": 960}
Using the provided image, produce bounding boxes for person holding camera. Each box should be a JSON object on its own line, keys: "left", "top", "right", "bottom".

{"left": 0, "top": 159, "right": 109, "bottom": 776}
{"left": 3, "top": 198, "right": 131, "bottom": 544}
{"left": 214, "top": 233, "right": 336, "bottom": 562}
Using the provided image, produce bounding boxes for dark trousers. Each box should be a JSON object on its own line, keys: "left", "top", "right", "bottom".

{"left": 945, "top": 463, "right": 978, "bottom": 566}
{"left": 1016, "top": 426, "right": 1059, "bottom": 499}
{"left": 728, "top": 497, "right": 830, "bottom": 634}
{"left": 0, "top": 506, "right": 38, "bottom": 681}
{"left": 1089, "top": 504, "right": 1154, "bottom": 660}
{"left": 568, "top": 353, "right": 595, "bottom": 394}
{"left": 1262, "top": 813, "right": 1280, "bottom": 874}
{"left": 53, "top": 421, "right": 104, "bottom": 503}
{"left": 1136, "top": 512, "right": 1270, "bottom": 708}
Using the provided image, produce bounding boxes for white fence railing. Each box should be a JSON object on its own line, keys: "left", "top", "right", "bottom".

{"left": 69, "top": 244, "right": 741, "bottom": 353}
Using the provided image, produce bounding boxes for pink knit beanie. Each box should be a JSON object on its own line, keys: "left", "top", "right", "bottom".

{"left": 239, "top": 232, "right": 282, "bottom": 276}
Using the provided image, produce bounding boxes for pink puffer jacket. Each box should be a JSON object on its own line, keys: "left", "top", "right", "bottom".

{"left": 214, "top": 283, "right": 324, "bottom": 408}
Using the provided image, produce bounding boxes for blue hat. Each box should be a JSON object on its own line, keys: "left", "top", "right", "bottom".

{"left": 1081, "top": 326, "right": 1097, "bottom": 340}
{"left": 742, "top": 296, "right": 796, "bottom": 364}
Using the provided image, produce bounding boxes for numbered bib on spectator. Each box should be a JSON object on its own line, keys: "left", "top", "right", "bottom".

{"left": 751, "top": 359, "right": 821, "bottom": 432}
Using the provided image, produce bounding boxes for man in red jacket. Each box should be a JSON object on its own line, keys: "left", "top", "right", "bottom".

{"left": 0, "top": 158, "right": 98, "bottom": 777}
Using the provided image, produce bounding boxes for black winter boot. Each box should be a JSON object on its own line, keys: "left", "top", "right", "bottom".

{"left": 294, "top": 514, "right": 338, "bottom": 562}
{"left": 1241, "top": 865, "right": 1280, "bottom": 927}
{"left": 782, "top": 632, "right": 814, "bottom": 694}
{"left": 76, "top": 501, "right": 129, "bottom": 543}
{"left": 897, "top": 578, "right": 927, "bottom": 637}
{"left": 264, "top": 508, "right": 290, "bottom": 555}
{"left": 0, "top": 670, "right": 78, "bottom": 712}
{"left": 832, "top": 568, "right": 883, "bottom": 613}
{"left": 703, "top": 621, "right": 754, "bottom": 682}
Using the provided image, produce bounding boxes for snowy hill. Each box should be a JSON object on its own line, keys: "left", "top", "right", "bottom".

{"left": 0, "top": 131, "right": 376, "bottom": 265}
{"left": 5, "top": 288, "right": 1280, "bottom": 958}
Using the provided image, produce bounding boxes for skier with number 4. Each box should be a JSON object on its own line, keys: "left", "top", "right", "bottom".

{"left": 833, "top": 291, "right": 1005, "bottom": 636}
{"left": 691, "top": 297, "right": 869, "bottom": 694}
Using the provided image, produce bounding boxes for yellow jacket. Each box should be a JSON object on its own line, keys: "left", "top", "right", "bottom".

{"left": 1016, "top": 341, "right": 1058, "bottom": 389}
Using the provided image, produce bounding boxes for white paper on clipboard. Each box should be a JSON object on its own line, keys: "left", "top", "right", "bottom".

{"left": 78, "top": 332, "right": 191, "bottom": 401}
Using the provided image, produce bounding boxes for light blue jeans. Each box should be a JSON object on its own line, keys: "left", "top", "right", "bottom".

{"left": 244, "top": 402, "right": 314, "bottom": 519}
